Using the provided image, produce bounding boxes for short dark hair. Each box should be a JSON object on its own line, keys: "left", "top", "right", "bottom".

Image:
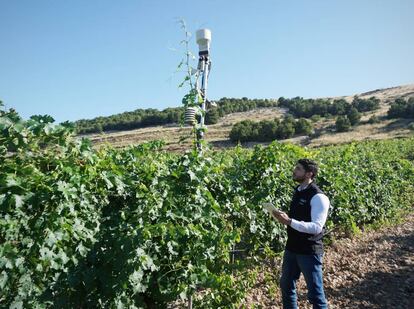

{"left": 297, "top": 159, "right": 318, "bottom": 179}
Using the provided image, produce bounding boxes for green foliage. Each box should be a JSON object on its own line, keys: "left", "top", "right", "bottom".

{"left": 258, "top": 120, "right": 278, "bottom": 142}
{"left": 310, "top": 114, "right": 321, "bottom": 122}
{"left": 347, "top": 107, "right": 361, "bottom": 126}
{"left": 295, "top": 118, "right": 313, "bottom": 135}
{"left": 2, "top": 104, "right": 414, "bottom": 308}
{"left": 205, "top": 108, "right": 220, "bottom": 125}
{"left": 73, "top": 98, "right": 278, "bottom": 135}
{"left": 278, "top": 96, "right": 380, "bottom": 118}
{"left": 388, "top": 97, "right": 414, "bottom": 119}
{"left": 229, "top": 120, "right": 255, "bottom": 143}
{"left": 368, "top": 115, "right": 380, "bottom": 124}
{"left": 334, "top": 107, "right": 361, "bottom": 131}
{"left": 335, "top": 115, "right": 352, "bottom": 132}
{"left": 215, "top": 97, "right": 277, "bottom": 118}
{"left": 229, "top": 117, "right": 312, "bottom": 143}
{"left": 351, "top": 96, "right": 380, "bottom": 112}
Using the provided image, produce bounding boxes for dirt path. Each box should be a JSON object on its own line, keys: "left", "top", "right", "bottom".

{"left": 244, "top": 213, "right": 414, "bottom": 308}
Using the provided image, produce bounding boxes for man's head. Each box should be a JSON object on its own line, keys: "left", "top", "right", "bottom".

{"left": 292, "top": 159, "right": 318, "bottom": 182}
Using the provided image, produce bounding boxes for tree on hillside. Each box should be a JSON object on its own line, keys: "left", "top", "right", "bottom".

{"left": 277, "top": 116, "right": 296, "bottom": 139}
{"left": 295, "top": 118, "right": 313, "bottom": 135}
{"left": 258, "top": 120, "right": 278, "bottom": 142}
{"left": 347, "top": 107, "right": 361, "bottom": 126}
{"left": 229, "top": 120, "right": 254, "bottom": 143}
{"left": 205, "top": 108, "right": 220, "bottom": 124}
{"left": 336, "top": 116, "right": 351, "bottom": 132}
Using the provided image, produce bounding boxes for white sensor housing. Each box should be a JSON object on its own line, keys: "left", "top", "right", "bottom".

{"left": 196, "top": 29, "right": 211, "bottom": 53}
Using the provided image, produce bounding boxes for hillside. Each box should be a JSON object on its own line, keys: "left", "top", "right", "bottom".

{"left": 82, "top": 84, "right": 414, "bottom": 151}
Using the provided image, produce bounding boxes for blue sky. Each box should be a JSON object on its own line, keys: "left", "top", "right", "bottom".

{"left": 1, "top": 0, "right": 413, "bottom": 123}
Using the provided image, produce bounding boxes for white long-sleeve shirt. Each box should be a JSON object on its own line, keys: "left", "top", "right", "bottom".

{"left": 289, "top": 187, "right": 330, "bottom": 235}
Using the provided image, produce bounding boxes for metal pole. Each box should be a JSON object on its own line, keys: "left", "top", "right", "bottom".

{"left": 186, "top": 29, "right": 212, "bottom": 304}
{"left": 195, "top": 29, "right": 211, "bottom": 152}
{"left": 188, "top": 295, "right": 193, "bottom": 309}
{"left": 196, "top": 55, "right": 210, "bottom": 151}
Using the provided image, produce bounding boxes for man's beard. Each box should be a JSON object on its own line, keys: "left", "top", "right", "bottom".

{"left": 293, "top": 175, "right": 306, "bottom": 182}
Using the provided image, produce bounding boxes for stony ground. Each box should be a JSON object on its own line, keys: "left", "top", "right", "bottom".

{"left": 242, "top": 212, "right": 414, "bottom": 308}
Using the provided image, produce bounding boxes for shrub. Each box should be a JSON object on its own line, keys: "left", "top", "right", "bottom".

{"left": 336, "top": 116, "right": 351, "bottom": 132}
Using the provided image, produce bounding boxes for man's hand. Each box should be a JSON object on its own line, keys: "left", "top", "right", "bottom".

{"left": 272, "top": 210, "right": 292, "bottom": 226}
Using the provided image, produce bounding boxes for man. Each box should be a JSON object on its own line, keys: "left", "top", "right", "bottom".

{"left": 272, "top": 159, "right": 330, "bottom": 309}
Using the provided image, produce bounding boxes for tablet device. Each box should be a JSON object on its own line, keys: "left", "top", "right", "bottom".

{"left": 262, "top": 202, "right": 281, "bottom": 215}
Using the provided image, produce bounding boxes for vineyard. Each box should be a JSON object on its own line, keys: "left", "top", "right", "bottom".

{"left": 1, "top": 104, "right": 414, "bottom": 308}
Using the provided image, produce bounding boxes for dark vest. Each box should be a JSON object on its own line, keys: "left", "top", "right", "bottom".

{"left": 286, "top": 182, "right": 325, "bottom": 254}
